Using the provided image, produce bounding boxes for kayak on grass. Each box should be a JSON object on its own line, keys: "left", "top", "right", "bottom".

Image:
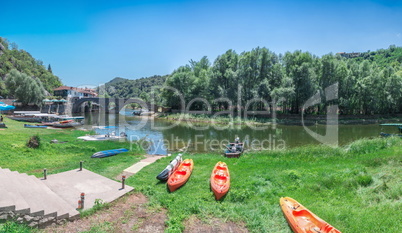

{"left": 24, "top": 124, "right": 47, "bottom": 128}
{"left": 167, "top": 159, "right": 193, "bottom": 192}
{"left": 91, "top": 148, "right": 129, "bottom": 158}
{"left": 280, "top": 197, "right": 341, "bottom": 233}
{"left": 210, "top": 161, "right": 230, "bottom": 200}
{"left": 156, "top": 154, "right": 182, "bottom": 181}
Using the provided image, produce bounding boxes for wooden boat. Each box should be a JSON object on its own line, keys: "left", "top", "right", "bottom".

{"left": 91, "top": 148, "right": 129, "bottom": 158}
{"left": 7, "top": 116, "right": 42, "bottom": 123}
{"left": 210, "top": 161, "right": 230, "bottom": 200}
{"left": 37, "top": 120, "right": 74, "bottom": 127}
{"left": 51, "top": 122, "right": 82, "bottom": 128}
{"left": 156, "top": 154, "right": 182, "bottom": 181}
{"left": 280, "top": 197, "right": 341, "bottom": 233}
{"left": 24, "top": 124, "right": 47, "bottom": 128}
{"left": 224, "top": 143, "right": 244, "bottom": 158}
{"left": 167, "top": 159, "right": 193, "bottom": 192}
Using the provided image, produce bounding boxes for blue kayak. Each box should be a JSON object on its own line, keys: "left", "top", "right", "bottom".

{"left": 24, "top": 124, "right": 47, "bottom": 128}
{"left": 91, "top": 148, "right": 129, "bottom": 158}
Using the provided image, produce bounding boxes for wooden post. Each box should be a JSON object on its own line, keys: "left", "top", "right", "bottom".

{"left": 122, "top": 175, "right": 126, "bottom": 189}
{"left": 80, "top": 193, "right": 85, "bottom": 209}
{"left": 43, "top": 168, "right": 47, "bottom": 180}
{"left": 80, "top": 161, "right": 83, "bottom": 171}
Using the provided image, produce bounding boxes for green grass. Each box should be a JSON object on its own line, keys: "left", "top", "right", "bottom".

{"left": 129, "top": 137, "right": 402, "bottom": 233}
{"left": 0, "top": 221, "right": 33, "bottom": 233}
{"left": 1, "top": 118, "right": 402, "bottom": 232}
{"left": 0, "top": 118, "right": 144, "bottom": 179}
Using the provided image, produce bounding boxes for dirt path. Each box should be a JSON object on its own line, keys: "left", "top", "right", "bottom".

{"left": 43, "top": 193, "right": 166, "bottom": 233}
{"left": 43, "top": 155, "right": 248, "bottom": 232}
{"left": 43, "top": 192, "right": 248, "bottom": 233}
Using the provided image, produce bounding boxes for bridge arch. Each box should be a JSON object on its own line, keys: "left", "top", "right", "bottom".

{"left": 72, "top": 98, "right": 154, "bottom": 113}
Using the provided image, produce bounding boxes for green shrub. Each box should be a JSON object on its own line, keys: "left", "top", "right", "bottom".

{"left": 357, "top": 175, "right": 373, "bottom": 187}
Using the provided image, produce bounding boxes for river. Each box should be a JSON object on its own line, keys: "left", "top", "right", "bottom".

{"left": 80, "top": 111, "right": 396, "bottom": 155}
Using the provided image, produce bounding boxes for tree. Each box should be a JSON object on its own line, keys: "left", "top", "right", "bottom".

{"left": 5, "top": 69, "right": 46, "bottom": 105}
{"left": 47, "top": 64, "right": 52, "bottom": 73}
{"left": 283, "top": 51, "right": 317, "bottom": 113}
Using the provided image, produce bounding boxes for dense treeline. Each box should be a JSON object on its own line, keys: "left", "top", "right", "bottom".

{"left": 0, "top": 37, "right": 62, "bottom": 98}
{"left": 161, "top": 46, "right": 402, "bottom": 115}
{"left": 101, "top": 75, "right": 167, "bottom": 103}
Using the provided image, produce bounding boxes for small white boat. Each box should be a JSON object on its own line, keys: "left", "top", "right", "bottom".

{"left": 78, "top": 132, "right": 127, "bottom": 141}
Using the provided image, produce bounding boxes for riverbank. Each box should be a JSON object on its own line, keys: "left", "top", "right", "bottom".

{"left": 157, "top": 113, "right": 402, "bottom": 126}
{"left": 0, "top": 118, "right": 144, "bottom": 179}
{"left": 1, "top": 119, "right": 401, "bottom": 232}
{"left": 129, "top": 138, "right": 402, "bottom": 232}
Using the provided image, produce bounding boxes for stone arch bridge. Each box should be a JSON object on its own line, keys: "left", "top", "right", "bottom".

{"left": 72, "top": 98, "right": 159, "bottom": 114}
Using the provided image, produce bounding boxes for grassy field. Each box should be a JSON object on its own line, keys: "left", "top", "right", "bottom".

{"left": 130, "top": 137, "right": 402, "bottom": 232}
{"left": 0, "top": 118, "right": 144, "bottom": 179}
{"left": 1, "top": 118, "right": 402, "bottom": 232}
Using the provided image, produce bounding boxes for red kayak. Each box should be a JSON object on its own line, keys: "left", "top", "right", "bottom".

{"left": 210, "top": 161, "right": 230, "bottom": 200}
{"left": 280, "top": 197, "right": 341, "bottom": 233}
{"left": 167, "top": 159, "right": 194, "bottom": 192}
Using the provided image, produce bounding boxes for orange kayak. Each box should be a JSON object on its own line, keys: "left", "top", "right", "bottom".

{"left": 280, "top": 197, "right": 341, "bottom": 233}
{"left": 210, "top": 161, "right": 230, "bottom": 200}
{"left": 167, "top": 159, "right": 194, "bottom": 192}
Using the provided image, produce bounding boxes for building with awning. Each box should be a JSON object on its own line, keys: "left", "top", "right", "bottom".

{"left": 54, "top": 86, "right": 97, "bottom": 98}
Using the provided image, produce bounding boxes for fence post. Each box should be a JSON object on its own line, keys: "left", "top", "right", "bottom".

{"left": 43, "top": 168, "right": 47, "bottom": 180}
{"left": 122, "top": 175, "right": 126, "bottom": 189}
{"left": 80, "top": 193, "right": 85, "bottom": 209}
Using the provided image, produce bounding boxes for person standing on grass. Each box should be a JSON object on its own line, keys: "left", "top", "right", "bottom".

{"left": 0, "top": 115, "right": 3, "bottom": 122}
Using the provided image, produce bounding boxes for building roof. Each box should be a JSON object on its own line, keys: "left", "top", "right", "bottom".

{"left": 54, "top": 86, "right": 97, "bottom": 95}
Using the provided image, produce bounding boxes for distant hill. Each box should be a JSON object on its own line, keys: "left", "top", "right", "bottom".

{"left": 102, "top": 75, "right": 167, "bottom": 104}
{"left": 0, "top": 37, "right": 62, "bottom": 95}
{"left": 339, "top": 45, "right": 402, "bottom": 67}
{"left": 107, "top": 77, "right": 129, "bottom": 85}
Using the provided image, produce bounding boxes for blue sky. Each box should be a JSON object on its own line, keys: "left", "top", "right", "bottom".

{"left": 2, "top": 0, "right": 402, "bottom": 87}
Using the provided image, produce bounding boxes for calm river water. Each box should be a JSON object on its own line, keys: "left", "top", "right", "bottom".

{"left": 81, "top": 111, "right": 395, "bottom": 155}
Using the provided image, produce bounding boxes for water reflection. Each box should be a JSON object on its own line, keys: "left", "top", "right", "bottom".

{"left": 82, "top": 111, "right": 385, "bottom": 155}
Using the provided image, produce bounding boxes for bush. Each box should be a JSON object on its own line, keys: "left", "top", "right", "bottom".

{"left": 357, "top": 175, "right": 373, "bottom": 187}
{"left": 27, "top": 135, "right": 41, "bottom": 149}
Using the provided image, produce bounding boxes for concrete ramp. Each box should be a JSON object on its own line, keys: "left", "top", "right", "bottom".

{"left": 41, "top": 168, "right": 133, "bottom": 210}
{"left": 0, "top": 167, "right": 133, "bottom": 228}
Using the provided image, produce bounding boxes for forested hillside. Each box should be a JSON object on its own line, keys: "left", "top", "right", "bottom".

{"left": 162, "top": 45, "right": 402, "bottom": 115}
{"left": 0, "top": 37, "right": 62, "bottom": 97}
{"left": 101, "top": 75, "right": 167, "bottom": 103}
{"left": 350, "top": 45, "right": 402, "bottom": 68}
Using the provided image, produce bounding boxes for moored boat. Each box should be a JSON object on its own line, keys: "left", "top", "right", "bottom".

{"left": 7, "top": 116, "right": 43, "bottom": 123}
{"left": 50, "top": 121, "right": 82, "bottom": 128}
{"left": 210, "top": 161, "right": 230, "bottom": 200}
{"left": 167, "top": 159, "right": 194, "bottom": 192}
{"left": 91, "top": 148, "right": 129, "bottom": 158}
{"left": 78, "top": 133, "right": 127, "bottom": 141}
{"left": 280, "top": 197, "right": 341, "bottom": 233}
{"left": 156, "top": 154, "right": 182, "bottom": 181}
{"left": 224, "top": 142, "right": 244, "bottom": 158}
